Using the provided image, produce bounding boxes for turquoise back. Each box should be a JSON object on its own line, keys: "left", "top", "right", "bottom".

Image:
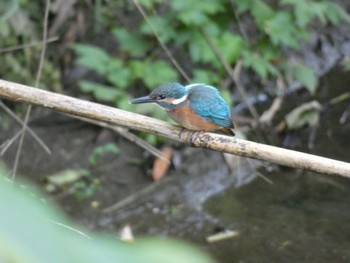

{"left": 186, "top": 84, "right": 233, "bottom": 128}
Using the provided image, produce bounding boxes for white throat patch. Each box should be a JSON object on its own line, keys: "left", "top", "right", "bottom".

{"left": 171, "top": 94, "right": 188, "bottom": 105}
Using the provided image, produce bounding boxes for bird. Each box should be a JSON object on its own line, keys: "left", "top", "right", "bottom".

{"left": 129, "top": 83, "right": 235, "bottom": 136}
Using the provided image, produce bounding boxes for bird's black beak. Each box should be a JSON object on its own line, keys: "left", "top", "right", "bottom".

{"left": 129, "top": 95, "right": 155, "bottom": 104}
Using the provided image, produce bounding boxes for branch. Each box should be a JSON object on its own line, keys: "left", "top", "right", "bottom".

{"left": 200, "top": 28, "right": 260, "bottom": 122}
{"left": 0, "top": 101, "right": 51, "bottom": 154}
{"left": 12, "top": 0, "right": 51, "bottom": 181}
{"left": 0, "top": 79, "right": 350, "bottom": 178}
{"left": 0, "top": 36, "right": 58, "bottom": 54}
{"left": 132, "top": 0, "right": 191, "bottom": 83}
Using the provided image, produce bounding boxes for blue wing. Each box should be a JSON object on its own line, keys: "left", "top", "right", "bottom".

{"left": 186, "top": 84, "right": 233, "bottom": 128}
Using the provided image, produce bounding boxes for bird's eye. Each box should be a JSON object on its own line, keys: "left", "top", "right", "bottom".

{"left": 158, "top": 95, "right": 165, "bottom": 100}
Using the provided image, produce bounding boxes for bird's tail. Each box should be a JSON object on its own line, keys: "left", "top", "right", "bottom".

{"left": 222, "top": 128, "right": 235, "bottom": 136}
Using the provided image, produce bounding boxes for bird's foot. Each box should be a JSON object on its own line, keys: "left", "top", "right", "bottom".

{"left": 188, "top": 130, "right": 205, "bottom": 144}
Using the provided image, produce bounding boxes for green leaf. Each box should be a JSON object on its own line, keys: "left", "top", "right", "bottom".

{"left": 251, "top": 0, "right": 275, "bottom": 27}
{"left": 128, "top": 60, "right": 145, "bottom": 79}
{"left": 285, "top": 100, "right": 322, "bottom": 130}
{"left": 0, "top": 170, "right": 214, "bottom": 263}
{"left": 311, "top": 2, "right": 328, "bottom": 25}
{"left": 129, "top": 60, "right": 178, "bottom": 88}
{"left": 72, "top": 44, "right": 110, "bottom": 75}
{"left": 79, "top": 81, "right": 121, "bottom": 102}
{"left": 281, "top": 0, "right": 315, "bottom": 27}
{"left": 89, "top": 143, "right": 119, "bottom": 166}
{"left": 137, "top": 0, "right": 164, "bottom": 9}
{"left": 282, "top": 0, "right": 350, "bottom": 27}
{"left": 242, "top": 50, "right": 279, "bottom": 79}
{"left": 189, "top": 31, "right": 218, "bottom": 66}
{"left": 144, "top": 61, "right": 178, "bottom": 87}
{"left": 107, "top": 69, "right": 131, "bottom": 89}
{"left": 192, "top": 69, "right": 220, "bottom": 84}
{"left": 44, "top": 169, "right": 90, "bottom": 194}
{"left": 235, "top": 0, "right": 255, "bottom": 14}
{"left": 220, "top": 89, "right": 233, "bottom": 108}
{"left": 342, "top": 59, "right": 350, "bottom": 71}
{"left": 106, "top": 59, "right": 131, "bottom": 89}
{"left": 140, "top": 15, "right": 176, "bottom": 42}
{"left": 171, "top": 0, "right": 224, "bottom": 26}
{"left": 265, "top": 12, "right": 300, "bottom": 48}
{"left": 135, "top": 238, "right": 214, "bottom": 263}
{"left": 46, "top": 169, "right": 89, "bottom": 187}
{"left": 216, "top": 32, "right": 244, "bottom": 64}
{"left": 116, "top": 93, "right": 136, "bottom": 111}
{"left": 294, "top": 63, "right": 318, "bottom": 95}
{"left": 0, "top": 19, "right": 11, "bottom": 37}
{"left": 324, "top": 2, "right": 350, "bottom": 25}
{"left": 0, "top": 179, "right": 83, "bottom": 263}
{"left": 112, "top": 28, "right": 151, "bottom": 57}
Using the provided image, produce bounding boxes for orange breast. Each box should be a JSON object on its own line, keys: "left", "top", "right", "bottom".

{"left": 166, "top": 104, "right": 222, "bottom": 131}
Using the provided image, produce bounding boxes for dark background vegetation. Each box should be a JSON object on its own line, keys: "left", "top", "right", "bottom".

{"left": 1, "top": 0, "right": 350, "bottom": 262}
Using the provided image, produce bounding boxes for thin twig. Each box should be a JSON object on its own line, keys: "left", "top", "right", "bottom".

{"left": 0, "top": 140, "right": 9, "bottom": 151}
{"left": 232, "top": 60, "right": 260, "bottom": 122}
{"left": 259, "top": 77, "right": 286, "bottom": 124}
{"left": 1, "top": 131, "right": 21, "bottom": 156}
{"left": 0, "top": 36, "right": 59, "bottom": 53}
{"left": 246, "top": 158, "right": 273, "bottom": 184}
{"left": 12, "top": 108, "right": 32, "bottom": 180}
{"left": 71, "top": 115, "right": 170, "bottom": 163}
{"left": 0, "top": 101, "right": 51, "bottom": 154}
{"left": 103, "top": 179, "right": 171, "bottom": 213}
{"left": 200, "top": 28, "right": 260, "bottom": 122}
{"left": 12, "top": 0, "right": 51, "bottom": 181}
{"left": 50, "top": 220, "right": 91, "bottom": 239}
{"left": 131, "top": 0, "right": 191, "bottom": 83}
{"left": 229, "top": 0, "right": 249, "bottom": 41}
{"left": 2, "top": 129, "right": 27, "bottom": 156}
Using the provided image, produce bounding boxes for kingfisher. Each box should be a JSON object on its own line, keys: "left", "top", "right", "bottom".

{"left": 129, "top": 83, "right": 234, "bottom": 135}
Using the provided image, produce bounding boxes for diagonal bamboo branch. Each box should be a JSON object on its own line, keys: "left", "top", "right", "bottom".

{"left": 0, "top": 79, "right": 350, "bottom": 177}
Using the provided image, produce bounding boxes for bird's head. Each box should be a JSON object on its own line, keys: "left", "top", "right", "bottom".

{"left": 129, "top": 83, "right": 188, "bottom": 110}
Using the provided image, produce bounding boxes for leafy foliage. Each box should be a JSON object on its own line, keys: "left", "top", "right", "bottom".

{"left": 72, "top": 41, "right": 178, "bottom": 109}
{"left": 73, "top": 0, "right": 349, "bottom": 109}
{"left": 293, "top": 63, "right": 318, "bottom": 95}
{"left": 171, "top": 0, "right": 225, "bottom": 26}
{"left": 129, "top": 60, "right": 178, "bottom": 88}
{"left": 282, "top": 0, "right": 350, "bottom": 26}
{"left": 0, "top": 1, "right": 62, "bottom": 91}
{"left": 112, "top": 28, "right": 152, "bottom": 57}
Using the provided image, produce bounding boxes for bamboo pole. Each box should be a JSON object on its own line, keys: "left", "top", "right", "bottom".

{"left": 0, "top": 79, "right": 350, "bottom": 177}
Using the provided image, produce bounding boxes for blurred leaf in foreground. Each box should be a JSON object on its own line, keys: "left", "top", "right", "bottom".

{"left": 0, "top": 169, "right": 214, "bottom": 263}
